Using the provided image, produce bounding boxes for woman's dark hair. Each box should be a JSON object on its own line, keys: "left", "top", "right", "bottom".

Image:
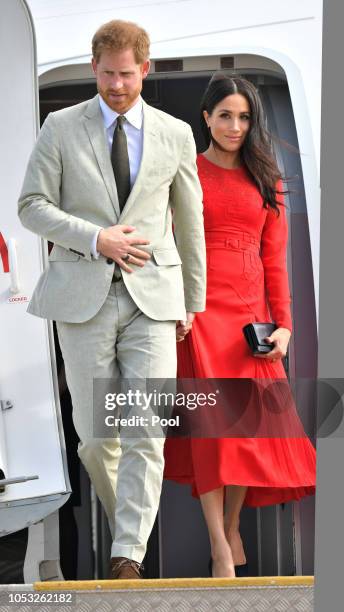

{"left": 201, "top": 72, "right": 287, "bottom": 214}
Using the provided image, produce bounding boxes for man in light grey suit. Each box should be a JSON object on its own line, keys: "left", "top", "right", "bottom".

{"left": 18, "top": 19, "right": 206, "bottom": 579}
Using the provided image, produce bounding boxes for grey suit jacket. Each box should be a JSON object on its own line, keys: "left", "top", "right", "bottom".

{"left": 18, "top": 95, "right": 206, "bottom": 322}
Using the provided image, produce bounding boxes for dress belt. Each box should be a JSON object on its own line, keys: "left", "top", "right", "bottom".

{"left": 205, "top": 230, "right": 260, "bottom": 254}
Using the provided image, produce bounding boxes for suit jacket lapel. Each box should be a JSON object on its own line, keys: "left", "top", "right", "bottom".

{"left": 119, "top": 101, "right": 157, "bottom": 221}
{"left": 83, "top": 95, "right": 121, "bottom": 218}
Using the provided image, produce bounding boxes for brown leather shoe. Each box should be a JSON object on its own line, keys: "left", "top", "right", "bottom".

{"left": 109, "top": 556, "right": 144, "bottom": 579}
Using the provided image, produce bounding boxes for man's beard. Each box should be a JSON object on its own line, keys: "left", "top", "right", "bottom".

{"left": 98, "top": 85, "right": 140, "bottom": 113}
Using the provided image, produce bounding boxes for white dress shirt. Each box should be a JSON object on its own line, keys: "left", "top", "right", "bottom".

{"left": 91, "top": 95, "right": 144, "bottom": 258}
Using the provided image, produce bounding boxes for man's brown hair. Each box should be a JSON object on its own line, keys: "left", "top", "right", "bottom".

{"left": 92, "top": 19, "right": 150, "bottom": 64}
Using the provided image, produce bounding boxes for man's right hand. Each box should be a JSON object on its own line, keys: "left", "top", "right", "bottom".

{"left": 97, "top": 225, "right": 151, "bottom": 273}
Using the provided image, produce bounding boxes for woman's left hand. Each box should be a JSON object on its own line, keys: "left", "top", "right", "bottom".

{"left": 256, "top": 327, "right": 291, "bottom": 362}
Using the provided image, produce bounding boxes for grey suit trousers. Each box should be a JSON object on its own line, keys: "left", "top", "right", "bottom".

{"left": 56, "top": 279, "right": 177, "bottom": 563}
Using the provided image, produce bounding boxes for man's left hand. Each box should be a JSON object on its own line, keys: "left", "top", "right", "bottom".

{"left": 176, "top": 312, "right": 195, "bottom": 342}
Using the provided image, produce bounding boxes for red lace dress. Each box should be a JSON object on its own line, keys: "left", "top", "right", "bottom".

{"left": 164, "top": 155, "right": 316, "bottom": 506}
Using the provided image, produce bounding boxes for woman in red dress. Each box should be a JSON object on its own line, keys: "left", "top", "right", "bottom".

{"left": 164, "top": 73, "right": 316, "bottom": 578}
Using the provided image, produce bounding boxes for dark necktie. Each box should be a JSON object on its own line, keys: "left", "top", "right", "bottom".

{"left": 111, "top": 115, "right": 131, "bottom": 212}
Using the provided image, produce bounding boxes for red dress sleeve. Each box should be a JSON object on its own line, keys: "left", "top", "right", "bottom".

{"left": 260, "top": 181, "right": 293, "bottom": 332}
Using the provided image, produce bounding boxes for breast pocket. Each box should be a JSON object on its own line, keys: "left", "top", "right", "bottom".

{"left": 146, "top": 165, "right": 173, "bottom": 184}
{"left": 149, "top": 165, "right": 172, "bottom": 176}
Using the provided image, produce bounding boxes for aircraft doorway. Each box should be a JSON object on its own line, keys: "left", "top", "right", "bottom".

{"left": 38, "top": 64, "right": 316, "bottom": 579}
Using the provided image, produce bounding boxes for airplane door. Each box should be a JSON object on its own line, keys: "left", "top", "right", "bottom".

{"left": 0, "top": 0, "right": 71, "bottom": 542}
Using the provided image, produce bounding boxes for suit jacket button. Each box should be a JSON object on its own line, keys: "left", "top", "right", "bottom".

{"left": 106, "top": 258, "right": 113, "bottom": 264}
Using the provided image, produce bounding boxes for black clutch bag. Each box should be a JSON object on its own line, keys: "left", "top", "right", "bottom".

{"left": 243, "top": 322, "right": 277, "bottom": 355}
